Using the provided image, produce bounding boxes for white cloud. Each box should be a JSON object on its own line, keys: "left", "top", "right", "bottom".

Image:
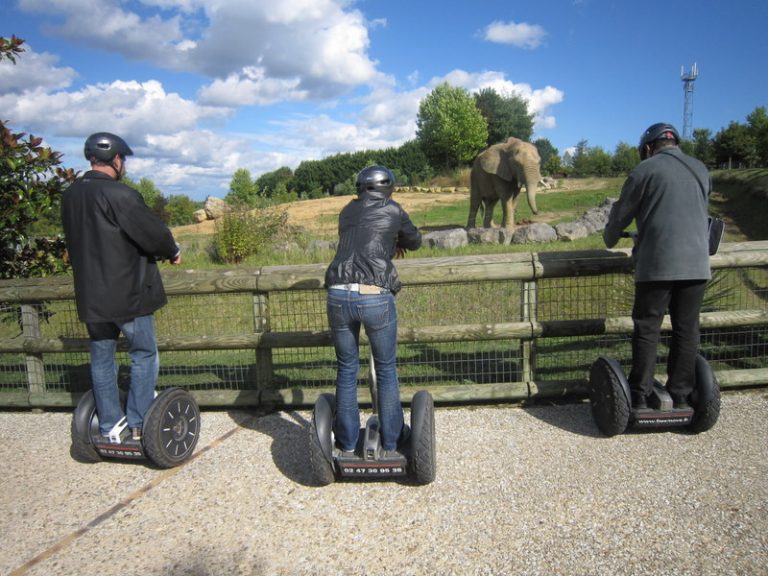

{"left": 0, "top": 79, "right": 231, "bottom": 142}
{"left": 0, "top": 44, "right": 77, "bottom": 93}
{"left": 483, "top": 20, "right": 547, "bottom": 49}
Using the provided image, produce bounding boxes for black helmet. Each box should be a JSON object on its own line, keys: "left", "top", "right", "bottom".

{"left": 638, "top": 123, "right": 680, "bottom": 159}
{"left": 84, "top": 132, "right": 134, "bottom": 162}
{"left": 356, "top": 165, "right": 395, "bottom": 197}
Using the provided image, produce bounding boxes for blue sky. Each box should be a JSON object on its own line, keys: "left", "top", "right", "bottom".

{"left": 3, "top": 0, "right": 767, "bottom": 201}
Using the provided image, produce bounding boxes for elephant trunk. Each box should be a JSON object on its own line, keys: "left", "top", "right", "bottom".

{"left": 524, "top": 163, "right": 540, "bottom": 214}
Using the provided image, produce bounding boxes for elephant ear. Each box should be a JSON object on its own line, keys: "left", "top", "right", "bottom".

{"left": 478, "top": 144, "right": 514, "bottom": 181}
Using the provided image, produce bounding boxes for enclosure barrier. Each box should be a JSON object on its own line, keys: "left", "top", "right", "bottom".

{"left": 1, "top": 241, "right": 767, "bottom": 408}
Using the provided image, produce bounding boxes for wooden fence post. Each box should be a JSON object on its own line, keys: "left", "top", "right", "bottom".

{"left": 253, "top": 293, "right": 273, "bottom": 391}
{"left": 522, "top": 280, "right": 537, "bottom": 385}
{"left": 21, "top": 304, "right": 45, "bottom": 401}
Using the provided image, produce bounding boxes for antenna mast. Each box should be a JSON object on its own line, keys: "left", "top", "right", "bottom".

{"left": 681, "top": 62, "right": 698, "bottom": 140}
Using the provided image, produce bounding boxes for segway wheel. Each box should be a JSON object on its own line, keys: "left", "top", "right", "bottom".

{"left": 142, "top": 388, "right": 200, "bottom": 469}
{"left": 309, "top": 393, "right": 336, "bottom": 486}
{"left": 589, "top": 357, "right": 631, "bottom": 437}
{"left": 70, "top": 390, "right": 102, "bottom": 463}
{"left": 409, "top": 390, "right": 436, "bottom": 485}
{"left": 689, "top": 355, "right": 721, "bottom": 433}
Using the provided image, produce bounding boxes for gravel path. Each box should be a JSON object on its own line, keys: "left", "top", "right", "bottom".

{"left": 1, "top": 392, "right": 767, "bottom": 576}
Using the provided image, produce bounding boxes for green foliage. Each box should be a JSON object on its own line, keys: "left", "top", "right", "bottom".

{"left": 225, "top": 168, "right": 259, "bottom": 207}
{"left": 164, "top": 194, "right": 201, "bottom": 226}
{"left": 692, "top": 128, "right": 715, "bottom": 167}
{"left": 0, "top": 36, "right": 24, "bottom": 64}
{"left": 474, "top": 87, "right": 534, "bottom": 145}
{"left": 212, "top": 207, "right": 288, "bottom": 264}
{"left": 714, "top": 121, "right": 758, "bottom": 169}
{"left": 416, "top": 82, "right": 488, "bottom": 170}
{"left": 255, "top": 166, "right": 294, "bottom": 199}
{"left": 610, "top": 142, "right": 640, "bottom": 176}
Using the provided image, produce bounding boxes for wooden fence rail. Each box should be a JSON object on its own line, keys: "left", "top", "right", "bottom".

{"left": 1, "top": 241, "right": 767, "bottom": 408}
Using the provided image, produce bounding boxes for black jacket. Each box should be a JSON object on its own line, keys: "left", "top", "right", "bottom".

{"left": 61, "top": 171, "right": 178, "bottom": 323}
{"left": 324, "top": 191, "right": 422, "bottom": 294}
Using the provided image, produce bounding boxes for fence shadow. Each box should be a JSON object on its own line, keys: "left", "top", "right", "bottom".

{"left": 522, "top": 400, "right": 604, "bottom": 438}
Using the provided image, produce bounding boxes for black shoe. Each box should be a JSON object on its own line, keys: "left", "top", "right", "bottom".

{"left": 631, "top": 391, "right": 648, "bottom": 409}
{"left": 397, "top": 424, "right": 411, "bottom": 448}
{"left": 672, "top": 395, "right": 691, "bottom": 410}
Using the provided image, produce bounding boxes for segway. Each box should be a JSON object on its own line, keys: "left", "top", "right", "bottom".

{"left": 589, "top": 354, "right": 721, "bottom": 436}
{"left": 309, "top": 357, "right": 437, "bottom": 485}
{"left": 71, "top": 387, "right": 200, "bottom": 468}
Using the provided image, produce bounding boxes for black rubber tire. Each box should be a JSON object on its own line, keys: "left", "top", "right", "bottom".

{"left": 70, "top": 390, "right": 102, "bottom": 463}
{"left": 589, "top": 358, "right": 631, "bottom": 437}
{"left": 309, "top": 393, "right": 336, "bottom": 486}
{"left": 142, "top": 388, "right": 200, "bottom": 469}
{"left": 689, "top": 355, "right": 721, "bottom": 433}
{"left": 409, "top": 390, "right": 436, "bottom": 485}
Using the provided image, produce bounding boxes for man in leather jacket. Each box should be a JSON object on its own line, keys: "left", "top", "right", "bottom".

{"left": 61, "top": 132, "right": 181, "bottom": 442}
{"left": 324, "top": 165, "right": 422, "bottom": 455}
{"left": 603, "top": 123, "right": 711, "bottom": 410}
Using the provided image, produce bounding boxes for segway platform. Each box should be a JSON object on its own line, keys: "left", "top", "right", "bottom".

{"left": 589, "top": 354, "right": 720, "bottom": 436}
{"left": 309, "top": 390, "right": 436, "bottom": 485}
{"left": 71, "top": 387, "right": 200, "bottom": 468}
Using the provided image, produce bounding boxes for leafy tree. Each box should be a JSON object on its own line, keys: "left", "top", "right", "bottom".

{"left": 225, "top": 168, "right": 258, "bottom": 206}
{"left": 713, "top": 121, "right": 758, "bottom": 169}
{"left": 255, "top": 166, "right": 294, "bottom": 199}
{"left": 1, "top": 36, "right": 76, "bottom": 278}
{"left": 474, "top": 87, "right": 534, "bottom": 146}
{"left": 746, "top": 106, "right": 768, "bottom": 166}
{"left": 611, "top": 142, "right": 640, "bottom": 175}
{"left": 416, "top": 82, "right": 488, "bottom": 170}
{"left": 692, "top": 128, "right": 715, "bottom": 167}
{"left": 534, "top": 138, "right": 559, "bottom": 172}
{"left": 569, "top": 140, "right": 590, "bottom": 176}
{"left": 213, "top": 207, "right": 288, "bottom": 264}
{"left": 164, "top": 194, "right": 201, "bottom": 226}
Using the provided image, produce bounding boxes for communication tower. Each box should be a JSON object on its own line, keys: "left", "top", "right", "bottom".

{"left": 681, "top": 62, "right": 698, "bottom": 140}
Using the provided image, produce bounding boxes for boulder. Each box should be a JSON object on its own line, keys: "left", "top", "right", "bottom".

{"left": 511, "top": 223, "right": 557, "bottom": 244}
{"left": 555, "top": 221, "right": 589, "bottom": 241}
{"left": 204, "top": 196, "right": 230, "bottom": 220}
{"left": 193, "top": 209, "right": 208, "bottom": 223}
{"left": 423, "top": 228, "right": 469, "bottom": 250}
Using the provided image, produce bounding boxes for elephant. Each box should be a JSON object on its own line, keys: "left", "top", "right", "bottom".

{"left": 467, "top": 137, "right": 541, "bottom": 231}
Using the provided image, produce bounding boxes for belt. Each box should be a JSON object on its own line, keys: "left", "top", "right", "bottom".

{"left": 328, "top": 283, "right": 387, "bottom": 294}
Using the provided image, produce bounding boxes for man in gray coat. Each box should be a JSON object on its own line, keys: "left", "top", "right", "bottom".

{"left": 62, "top": 132, "right": 181, "bottom": 442}
{"left": 603, "top": 123, "right": 711, "bottom": 409}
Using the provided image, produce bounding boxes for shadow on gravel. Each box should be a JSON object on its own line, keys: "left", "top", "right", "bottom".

{"left": 228, "top": 409, "right": 318, "bottom": 487}
{"left": 521, "top": 401, "right": 605, "bottom": 438}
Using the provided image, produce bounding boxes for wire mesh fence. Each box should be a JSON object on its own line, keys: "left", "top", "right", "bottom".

{"left": 1, "top": 245, "right": 767, "bottom": 406}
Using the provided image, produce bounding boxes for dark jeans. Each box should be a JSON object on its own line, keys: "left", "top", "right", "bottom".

{"left": 327, "top": 288, "right": 403, "bottom": 451}
{"left": 629, "top": 280, "right": 707, "bottom": 401}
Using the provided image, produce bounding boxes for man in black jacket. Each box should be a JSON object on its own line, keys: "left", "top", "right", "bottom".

{"left": 324, "top": 165, "right": 422, "bottom": 455}
{"left": 62, "top": 132, "right": 180, "bottom": 442}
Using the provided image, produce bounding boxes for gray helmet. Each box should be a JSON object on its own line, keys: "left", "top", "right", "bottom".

{"left": 356, "top": 165, "right": 395, "bottom": 197}
{"left": 84, "top": 132, "right": 134, "bottom": 162}
{"left": 638, "top": 123, "right": 680, "bottom": 159}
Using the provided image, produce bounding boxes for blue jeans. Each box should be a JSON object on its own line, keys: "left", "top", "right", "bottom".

{"left": 327, "top": 289, "right": 404, "bottom": 451}
{"left": 87, "top": 315, "right": 159, "bottom": 434}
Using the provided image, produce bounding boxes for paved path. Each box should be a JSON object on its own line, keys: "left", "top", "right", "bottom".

{"left": 1, "top": 392, "right": 767, "bottom": 576}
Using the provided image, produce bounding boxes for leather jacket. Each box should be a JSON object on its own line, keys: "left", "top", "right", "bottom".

{"left": 324, "top": 190, "right": 422, "bottom": 294}
{"left": 61, "top": 171, "right": 179, "bottom": 323}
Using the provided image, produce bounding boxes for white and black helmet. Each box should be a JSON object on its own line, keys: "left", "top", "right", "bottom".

{"left": 356, "top": 165, "right": 395, "bottom": 197}
{"left": 84, "top": 132, "right": 134, "bottom": 163}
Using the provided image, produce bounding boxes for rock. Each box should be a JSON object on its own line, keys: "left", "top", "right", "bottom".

{"left": 193, "top": 209, "right": 208, "bottom": 223}
{"left": 467, "top": 228, "right": 502, "bottom": 244}
{"left": 204, "top": 196, "right": 230, "bottom": 220}
{"left": 511, "top": 223, "right": 557, "bottom": 244}
{"left": 309, "top": 239, "right": 337, "bottom": 251}
{"left": 423, "top": 228, "right": 469, "bottom": 249}
{"left": 555, "top": 221, "right": 589, "bottom": 241}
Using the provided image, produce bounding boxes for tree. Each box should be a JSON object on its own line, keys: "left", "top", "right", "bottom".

{"left": 713, "top": 122, "right": 758, "bottom": 169}
{"left": 226, "top": 168, "right": 258, "bottom": 206}
{"left": 533, "top": 138, "right": 559, "bottom": 174}
{"left": 416, "top": 82, "right": 488, "bottom": 170}
{"left": 255, "top": 166, "right": 294, "bottom": 199}
{"left": 690, "top": 128, "right": 714, "bottom": 167}
{"left": 1, "top": 36, "right": 76, "bottom": 278}
{"left": 474, "top": 87, "right": 534, "bottom": 146}
{"left": 164, "top": 194, "right": 201, "bottom": 226}
{"left": 746, "top": 106, "right": 768, "bottom": 166}
{"left": 611, "top": 142, "right": 640, "bottom": 175}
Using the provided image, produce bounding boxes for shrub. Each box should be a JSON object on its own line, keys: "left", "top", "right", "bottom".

{"left": 212, "top": 207, "right": 288, "bottom": 264}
